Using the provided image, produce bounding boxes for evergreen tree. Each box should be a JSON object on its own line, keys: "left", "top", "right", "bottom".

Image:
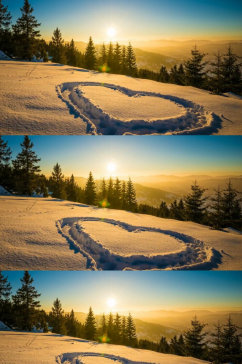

{"left": 84, "top": 172, "right": 96, "bottom": 205}
{"left": 184, "top": 317, "right": 207, "bottom": 359}
{"left": 159, "top": 66, "right": 170, "bottom": 83}
{"left": 220, "top": 316, "right": 242, "bottom": 364}
{"left": 126, "top": 313, "right": 137, "bottom": 347}
{"left": 100, "top": 313, "right": 107, "bottom": 336}
{"left": 100, "top": 178, "right": 107, "bottom": 200}
{"left": 158, "top": 336, "right": 170, "bottom": 353}
{"left": 121, "top": 46, "right": 127, "bottom": 74}
{"left": 49, "top": 298, "right": 66, "bottom": 335}
{"left": 12, "top": 136, "right": 41, "bottom": 195}
{"left": 113, "top": 43, "right": 122, "bottom": 73}
{"left": 126, "top": 178, "right": 137, "bottom": 212}
{"left": 66, "top": 39, "right": 77, "bottom": 67}
{"left": 66, "top": 309, "right": 78, "bottom": 337}
{"left": 184, "top": 46, "right": 207, "bottom": 87}
{"left": 50, "top": 28, "right": 66, "bottom": 64}
{"left": 126, "top": 43, "right": 137, "bottom": 76}
{"left": 0, "top": 136, "right": 12, "bottom": 190}
{"left": 84, "top": 307, "right": 96, "bottom": 340}
{"left": 121, "top": 181, "right": 127, "bottom": 210}
{"left": 85, "top": 37, "right": 96, "bottom": 70}
{"left": 113, "top": 178, "right": 122, "bottom": 209}
{"left": 210, "top": 322, "right": 223, "bottom": 363}
{"left": 210, "top": 52, "right": 224, "bottom": 94}
{"left": 13, "top": 0, "right": 41, "bottom": 60}
{"left": 107, "top": 312, "right": 114, "bottom": 341}
{"left": 50, "top": 163, "right": 66, "bottom": 199}
{"left": 121, "top": 316, "right": 127, "bottom": 345}
{"left": 210, "top": 187, "right": 224, "bottom": 229}
{"left": 0, "top": 271, "right": 12, "bottom": 324}
{"left": 107, "top": 42, "right": 114, "bottom": 70}
{"left": 107, "top": 177, "right": 114, "bottom": 207}
{"left": 113, "top": 313, "right": 121, "bottom": 344}
{"left": 66, "top": 174, "right": 78, "bottom": 202}
{"left": 184, "top": 181, "right": 207, "bottom": 223}
{"left": 0, "top": 0, "right": 12, "bottom": 53}
{"left": 12, "top": 271, "right": 41, "bottom": 331}
{"left": 158, "top": 201, "right": 170, "bottom": 218}
{"left": 170, "top": 199, "right": 184, "bottom": 220}
{"left": 221, "top": 46, "right": 242, "bottom": 94}
{"left": 221, "top": 180, "right": 241, "bottom": 228}
{"left": 100, "top": 43, "right": 107, "bottom": 65}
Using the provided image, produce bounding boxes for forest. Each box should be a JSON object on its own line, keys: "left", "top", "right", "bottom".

{"left": 0, "top": 0, "right": 241, "bottom": 94}
{"left": 0, "top": 271, "right": 241, "bottom": 364}
{"left": 0, "top": 136, "right": 241, "bottom": 230}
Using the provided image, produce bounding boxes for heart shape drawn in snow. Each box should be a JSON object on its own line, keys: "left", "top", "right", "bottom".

{"left": 56, "top": 82, "right": 222, "bottom": 135}
{"left": 56, "top": 217, "right": 222, "bottom": 270}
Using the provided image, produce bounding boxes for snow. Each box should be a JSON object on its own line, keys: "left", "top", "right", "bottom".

{"left": 0, "top": 331, "right": 209, "bottom": 364}
{"left": 0, "top": 61, "right": 241, "bottom": 135}
{"left": 0, "top": 51, "right": 11, "bottom": 60}
{"left": 0, "top": 196, "right": 241, "bottom": 271}
{"left": 0, "top": 186, "right": 11, "bottom": 196}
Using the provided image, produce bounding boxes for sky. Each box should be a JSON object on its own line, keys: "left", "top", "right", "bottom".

{"left": 3, "top": 271, "right": 242, "bottom": 313}
{"left": 3, "top": 136, "right": 242, "bottom": 179}
{"left": 6, "top": 0, "right": 242, "bottom": 42}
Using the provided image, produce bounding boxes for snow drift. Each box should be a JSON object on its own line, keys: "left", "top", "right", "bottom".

{"left": 0, "top": 61, "right": 241, "bottom": 135}
{"left": 0, "top": 196, "right": 241, "bottom": 271}
{"left": 0, "top": 331, "right": 209, "bottom": 364}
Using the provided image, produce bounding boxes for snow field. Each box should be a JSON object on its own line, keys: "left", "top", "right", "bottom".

{"left": 0, "top": 196, "right": 241, "bottom": 270}
{"left": 0, "top": 331, "right": 209, "bottom": 364}
{"left": 0, "top": 61, "right": 242, "bottom": 135}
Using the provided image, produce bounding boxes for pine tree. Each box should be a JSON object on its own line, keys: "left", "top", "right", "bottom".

{"left": 221, "top": 46, "right": 242, "bottom": 94}
{"left": 159, "top": 336, "right": 170, "bottom": 353}
{"left": 121, "top": 181, "right": 127, "bottom": 210}
{"left": 113, "top": 313, "right": 121, "bottom": 344}
{"left": 0, "top": 271, "right": 11, "bottom": 324}
{"left": 126, "top": 313, "right": 137, "bottom": 347}
{"left": 49, "top": 298, "right": 66, "bottom": 335}
{"left": 121, "top": 46, "right": 127, "bottom": 74}
{"left": 126, "top": 178, "right": 137, "bottom": 212}
{"left": 0, "top": 136, "right": 12, "bottom": 189}
{"left": 113, "top": 43, "right": 122, "bottom": 73}
{"left": 85, "top": 37, "right": 96, "bottom": 70}
{"left": 66, "top": 39, "right": 77, "bottom": 67}
{"left": 100, "top": 313, "right": 107, "bottom": 336}
{"left": 13, "top": 136, "right": 41, "bottom": 195}
{"left": 50, "top": 163, "right": 66, "bottom": 199}
{"left": 107, "top": 42, "right": 114, "bottom": 70}
{"left": 0, "top": 0, "right": 12, "bottom": 53}
{"left": 84, "top": 307, "right": 96, "bottom": 340}
{"left": 66, "top": 309, "right": 78, "bottom": 337}
{"left": 100, "top": 43, "right": 107, "bottom": 65}
{"left": 210, "top": 52, "right": 224, "bottom": 94}
{"left": 84, "top": 172, "right": 96, "bottom": 205}
{"left": 184, "top": 317, "right": 207, "bottom": 359}
{"left": 66, "top": 174, "right": 78, "bottom": 202}
{"left": 210, "top": 187, "right": 224, "bottom": 229}
{"left": 159, "top": 66, "right": 170, "bottom": 83}
{"left": 158, "top": 201, "right": 170, "bottom": 218}
{"left": 12, "top": 271, "right": 41, "bottom": 331}
{"left": 107, "top": 312, "right": 114, "bottom": 341}
{"left": 184, "top": 46, "right": 207, "bottom": 87}
{"left": 113, "top": 178, "right": 122, "bottom": 209}
{"left": 13, "top": 0, "right": 41, "bottom": 60}
{"left": 210, "top": 322, "right": 223, "bottom": 363}
{"left": 126, "top": 43, "right": 137, "bottom": 76}
{"left": 184, "top": 181, "right": 207, "bottom": 223}
{"left": 220, "top": 316, "right": 242, "bottom": 364}
{"left": 221, "top": 180, "right": 241, "bottom": 228}
{"left": 121, "top": 316, "right": 127, "bottom": 345}
{"left": 50, "top": 28, "right": 66, "bottom": 64}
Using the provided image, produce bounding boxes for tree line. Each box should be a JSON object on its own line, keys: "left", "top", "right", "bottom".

{"left": 0, "top": 136, "right": 241, "bottom": 230}
{"left": 0, "top": 271, "right": 241, "bottom": 363}
{"left": 0, "top": 0, "right": 241, "bottom": 94}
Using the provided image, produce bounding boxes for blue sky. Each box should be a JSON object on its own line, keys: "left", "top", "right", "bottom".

{"left": 6, "top": 0, "right": 242, "bottom": 41}
{"left": 3, "top": 271, "right": 242, "bottom": 313}
{"left": 3, "top": 136, "right": 242, "bottom": 178}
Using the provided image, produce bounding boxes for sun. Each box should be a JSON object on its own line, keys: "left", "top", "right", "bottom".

{"left": 106, "top": 297, "right": 117, "bottom": 309}
{"left": 106, "top": 26, "right": 117, "bottom": 39}
{"left": 107, "top": 161, "right": 117, "bottom": 175}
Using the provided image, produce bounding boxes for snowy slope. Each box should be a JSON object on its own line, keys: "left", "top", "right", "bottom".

{"left": 0, "top": 331, "right": 209, "bottom": 364}
{"left": 0, "top": 196, "right": 241, "bottom": 271}
{"left": 0, "top": 61, "right": 241, "bottom": 135}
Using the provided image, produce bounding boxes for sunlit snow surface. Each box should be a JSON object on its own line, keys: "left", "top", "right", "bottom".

{"left": 0, "top": 61, "right": 242, "bottom": 135}
{"left": 0, "top": 196, "right": 241, "bottom": 271}
{"left": 0, "top": 331, "right": 209, "bottom": 364}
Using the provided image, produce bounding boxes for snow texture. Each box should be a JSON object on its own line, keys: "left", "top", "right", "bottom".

{"left": 0, "top": 61, "right": 241, "bottom": 135}
{"left": 0, "top": 196, "right": 241, "bottom": 271}
{"left": 0, "top": 331, "right": 209, "bottom": 364}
